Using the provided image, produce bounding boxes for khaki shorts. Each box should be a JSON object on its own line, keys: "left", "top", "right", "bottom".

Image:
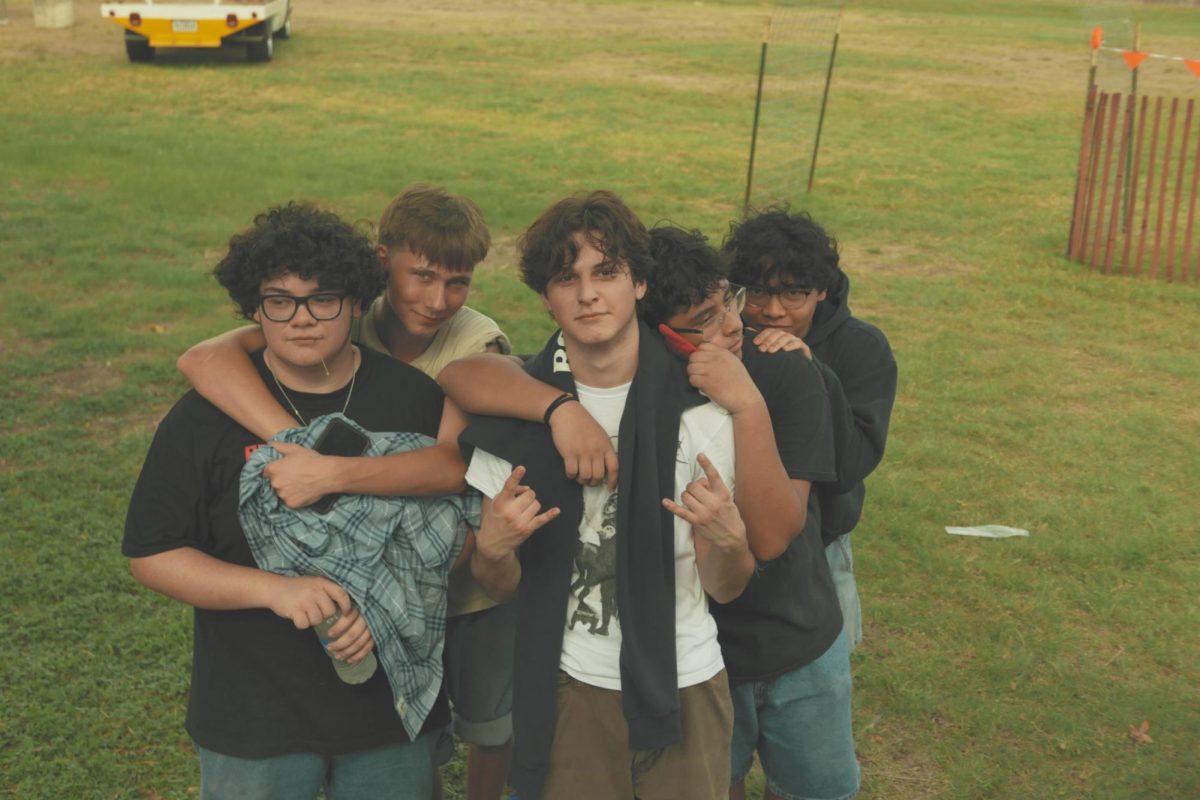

{"left": 542, "top": 669, "right": 733, "bottom": 800}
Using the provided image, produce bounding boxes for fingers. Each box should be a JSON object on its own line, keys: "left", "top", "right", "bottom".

{"left": 696, "top": 452, "right": 727, "bottom": 491}
{"left": 327, "top": 604, "right": 358, "bottom": 638}
{"left": 587, "top": 453, "right": 604, "bottom": 487}
{"left": 563, "top": 454, "right": 603, "bottom": 487}
{"left": 664, "top": 454, "right": 729, "bottom": 525}
{"left": 293, "top": 601, "right": 330, "bottom": 630}
{"left": 483, "top": 468, "right": 561, "bottom": 551}
{"left": 339, "top": 630, "right": 375, "bottom": 663}
{"left": 500, "top": 465, "right": 529, "bottom": 496}
{"left": 327, "top": 610, "right": 373, "bottom": 661}
{"left": 662, "top": 496, "right": 699, "bottom": 525}
{"left": 300, "top": 592, "right": 337, "bottom": 629}
{"left": 529, "top": 505, "right": 561, "bottom": 531}
{"left": 317, "top": 578, "right": 352, "bottom": 616}
{"left": 511, "top": 491, "right": 558, "bottom": 531}
{"left": 272, "top": 442, "right": 305, "bottom": 456}
{"left": 559, "top": 446, "right": 614, "bottom": 488}
{"left": 604, "top": 449, "right": 620, "bottom": 492}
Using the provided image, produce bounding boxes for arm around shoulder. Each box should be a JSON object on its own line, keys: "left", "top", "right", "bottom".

{"left": 438, "top": 353, "right": 560, "bottom": 420}
{"left": 176, "top": 325, "right": 297, "bottom": 440}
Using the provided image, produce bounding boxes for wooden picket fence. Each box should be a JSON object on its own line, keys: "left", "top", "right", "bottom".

{"left": 1068, "top": 89, "right": 1200, "bottom": 282}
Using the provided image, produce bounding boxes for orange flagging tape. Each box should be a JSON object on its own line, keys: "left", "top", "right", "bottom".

{"left": 1122, "top": 51, "right": 1150, "bottom": 71}
{"left": 1091, "top": 27, "right": 1103, "bottom": 50}
{"left": 1186, "top": 59, "right": 1200, "bottom": 79}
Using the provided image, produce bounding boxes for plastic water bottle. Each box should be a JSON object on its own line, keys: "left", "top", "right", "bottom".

{"left": 314, "top": 609, "right": 378, "bottom": 684}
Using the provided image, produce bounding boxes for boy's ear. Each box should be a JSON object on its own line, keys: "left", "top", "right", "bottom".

{"left": 375, "top": 244, "right": 389, "bottom": 264}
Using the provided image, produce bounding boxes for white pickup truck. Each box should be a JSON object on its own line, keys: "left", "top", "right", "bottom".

{"left": 100, "top": 0, "right": 292, "bottom": 63}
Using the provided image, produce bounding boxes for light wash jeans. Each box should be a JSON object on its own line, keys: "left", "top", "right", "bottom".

{"left": 196, "top": 736, "right": 433, "bottom": 800}
{"left": 730, "top": 631, "right": 860, "bottom": 800}
{"left": 825, "top": 534, "right": 862, "bottom": 650}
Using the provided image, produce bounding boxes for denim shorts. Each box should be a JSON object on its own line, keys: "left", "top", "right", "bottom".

{"left": 730, "top": 631, "right": 860, "bottom": 800}
{"left": 444, "top": 601, "right": 516, "bottom": 746}
{"left": 195, "top": 737, "right": 433, "bottom": 800}
{"left": 825, "top": 534, "right": 862, "bottom": 650}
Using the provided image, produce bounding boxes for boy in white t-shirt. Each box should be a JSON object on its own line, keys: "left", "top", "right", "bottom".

{"left": 458, "top": 190, "right": 754, "bottom": 800}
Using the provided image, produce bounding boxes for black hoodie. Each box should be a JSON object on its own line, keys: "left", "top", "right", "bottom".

{"left": 806, "top": 273, "right": 897, "bottom": 545}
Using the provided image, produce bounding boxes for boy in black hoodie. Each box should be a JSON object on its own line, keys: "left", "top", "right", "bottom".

{"left": 725, "top": 208, "right": 897, "bottom": 653}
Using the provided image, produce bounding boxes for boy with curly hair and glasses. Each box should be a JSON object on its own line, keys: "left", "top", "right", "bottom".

{"left": 175, "top": 184, "right": 519, "bottom": 800}
{"left": 124, "top": 203, "right": 463, "bottom": 799}
{"left": 724, "top": 208, "right": 897, "bottom": 655}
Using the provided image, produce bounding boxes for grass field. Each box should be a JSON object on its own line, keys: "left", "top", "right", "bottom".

{"left": 2, "top": 0, "right": 1199, "bottom": 797}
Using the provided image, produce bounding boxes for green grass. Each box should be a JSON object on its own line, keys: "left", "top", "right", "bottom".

{"left": 3, "top": 0, "right": 1199, "bottom": 797}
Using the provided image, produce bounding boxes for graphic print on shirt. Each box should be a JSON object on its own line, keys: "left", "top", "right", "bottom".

{"left": 568, "top": 487, "right": 619, "bottom": 636}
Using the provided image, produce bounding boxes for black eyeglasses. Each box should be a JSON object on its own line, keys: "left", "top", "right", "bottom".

{"left": 667, "top": 285, "right": 747, "bottom": 340}
{"left": 258, "top": 293, "right": 346, "bottom": 323}
{"left": 744, "top": 284, "right": 814, "bottom": 309}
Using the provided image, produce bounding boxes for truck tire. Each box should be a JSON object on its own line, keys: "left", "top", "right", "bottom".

{"left": 125, "top": 36, "right": 155, "bottom": 63}
{"left": 247, "top": 32, "right": 273, "bottom": 62}
{"left": 276, "top": 16, "right": 291, "bottom": 40}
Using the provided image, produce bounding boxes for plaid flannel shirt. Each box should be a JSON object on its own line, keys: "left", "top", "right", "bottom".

{"left": 238, "top": 413, "right": 480, "bottom": 739}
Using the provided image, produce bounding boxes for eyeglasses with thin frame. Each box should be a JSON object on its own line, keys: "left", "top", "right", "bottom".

{"left": 744, "top": 283, "right": 814, "bottom": 310}
{"left": 667, "top": 284, "right": 747, "bottom": 341}
{"left": 258, "top": 292, "right": 347, "bottom": 323}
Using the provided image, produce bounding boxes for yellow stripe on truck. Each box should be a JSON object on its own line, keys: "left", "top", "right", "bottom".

{"left": 107, "top": 17, "right": 260, "bottom": 48}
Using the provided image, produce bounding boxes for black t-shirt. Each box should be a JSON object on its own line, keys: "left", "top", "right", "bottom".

{"left": 710, "top": 339, "right": 844, "bottom": 683}
{"left": 123, "top": 348, "right": 446, "bottom": 758}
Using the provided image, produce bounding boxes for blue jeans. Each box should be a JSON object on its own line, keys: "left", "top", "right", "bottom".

{"left": 730, "top": 631, "right": 859, "bottom": 800}
{"left": 825, "top": 534, "right": 862, "bottom": 650}
{"left": 196, "top": 736, "right": 433, "bottom": 800}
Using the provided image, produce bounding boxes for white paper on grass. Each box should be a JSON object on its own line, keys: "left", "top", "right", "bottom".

{"left": 945, "top": 525, "right": 1030, "bottom": 539}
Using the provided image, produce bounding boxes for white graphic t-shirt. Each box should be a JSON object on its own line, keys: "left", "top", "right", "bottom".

{"left": 465, "top": 381, "right": 735, "bottom": 691}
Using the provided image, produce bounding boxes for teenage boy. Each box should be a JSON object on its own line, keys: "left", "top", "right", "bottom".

{"left": 647, "top": 227, "right": 857, "bottom": 800}
{"left": 175, "top": 184, "right": 517, "bottom": 800}
{"left": 724, "top": 208, "right": 897, "bottom": 652}
{"left": 457, "top": 191, "right": 755, "bottom": 800}
{"left": 444, "top": 225, "right": 859, "bottom": 800}
{"left": 123, "top": 203, "right": 456, "bottom": 799}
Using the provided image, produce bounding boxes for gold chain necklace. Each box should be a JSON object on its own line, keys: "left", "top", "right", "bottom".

{"left": 264, "top": 348, "right": 358, "bottom": 426}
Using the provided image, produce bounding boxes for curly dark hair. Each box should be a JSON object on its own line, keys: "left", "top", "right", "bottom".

{"left": 640, "top": 225, "right": 729, "bottom": 326}
{"left": 214, "top": 202, "right": 386, "bottom": 320}
{"left": 723, "top": 207, "right": 843, "bottom": 295}
{"left": 518, "top": 190, "right": 652, "bottom": 293}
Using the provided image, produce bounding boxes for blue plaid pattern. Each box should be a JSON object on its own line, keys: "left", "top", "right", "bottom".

{"left": 238, "top": 413, "right": 481, "bottom": 739}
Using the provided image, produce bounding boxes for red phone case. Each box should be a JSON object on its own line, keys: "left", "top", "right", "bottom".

{"left": 658, "top": 323, "right": 698, "bottom": 356}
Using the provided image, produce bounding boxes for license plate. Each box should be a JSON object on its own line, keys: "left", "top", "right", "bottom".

{"left": 171, "top": 19, "right": 198, "bottom": 32}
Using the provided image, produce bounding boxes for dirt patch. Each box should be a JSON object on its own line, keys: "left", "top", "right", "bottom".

{"left": 0, "top": 3, "right": 122, "bottom": 62}
{"left": 841, "top": 241, "right": 977, "bottom": 278}
{"left": 83, "top": 406, "right": 169, "bottom": 445}
{"left": 43, "top": 357, "right": 127, "bottom": 400}
{"left": 0, "top": 332, "right": 52, "bottom": 364}
{"left": 479, "top": 233, "right": 520, "bottom": 272}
